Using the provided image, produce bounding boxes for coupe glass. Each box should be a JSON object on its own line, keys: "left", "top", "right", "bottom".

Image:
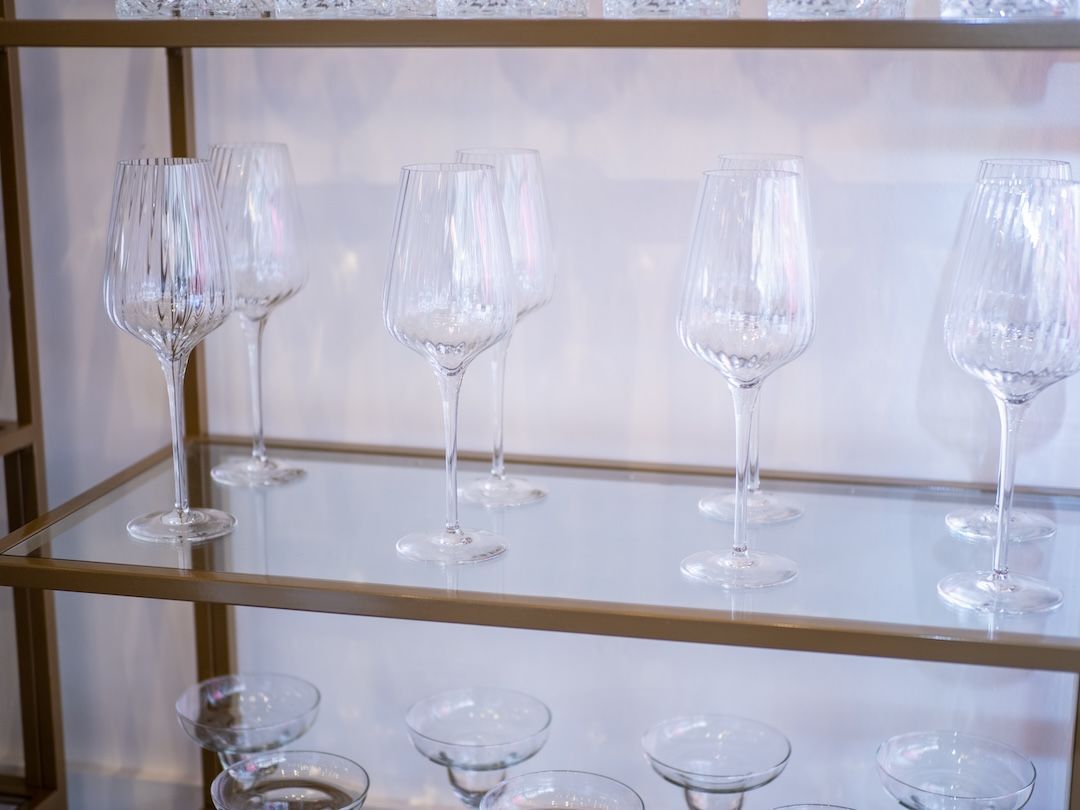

{"left": 103, "top": 158, "right": 235, "bottom": 543}
{"left": 209, "top": 143, "right": 307, "bottom": 488}
{"left": 775, "top": 806, "right": 855, "bottom": 809}
{"left": 698, "top": 154, "right": 807, "bottom": 527}
{"left": 456, "top": 148, "right": 555, "bottom": 510}
{"left": 212, "top": 751, "right": 370, "bottom": 810}
{"left": 405, "top": 687, "right": 551, "bottom": 807}
{"left": 876, "top": 731, "right": 1035, "bottom": 809}
{"left": 945, "top": 158, "right": 1072, "bottom": 546}
{"left": 384, "top": 164, "right": 516, "bottom": 563}
{"left": 677, "top": 169, "right": 814, "bottom": 588}
{"left": 176, "top": 673, "right": 320, "bottom": 767}
{"left": 939, "top": 177, "right": 1080, "bottom": 614}
{"left": 480, "top": 771, "right": 644, "bottom": 810}
{"left": 642, "top": 715, "right": 791, "bottom": 810}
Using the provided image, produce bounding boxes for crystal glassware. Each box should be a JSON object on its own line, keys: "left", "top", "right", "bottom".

{"left": 602, "top": 0, "right": 738, "bottom": 15}
{"left": 939, "top": 177, "right": 1080, "bottom": 614}
{"left": 480, "top": 771, "right": 644, "bottom": 810}
{"left": 116, "top": 0, "right": 181, "bottom": 15}
{"left": 940, "top": 0, "right": 1074, "bottom": 17}
{"left": 181, "top": 0, "right": 273, "bottom": 15}
{"left": 876, "top": 731, "right": 1035, "bottom": 810}
{"left": 176, "top": 673, "right": 320, "bottom": 767}
{"left": 209, "top": 143, "right": 307, "bottom": 489}
{"left": 768, "top": 0, "right": 904, "bottom": 16}
{"left": 677, "top": 169, "right": 814, "bottom": 588}
{"left": 642, "top": 714, "right": 791, "bottom": 810}
{"left": 775, "top": 806, "right": 855, "bottom": 809}
{"left": 103, "top": 158, "right": 235, "bottom": 543}
{"left": 945, "top": 158, "right": 1072, "bottom": 546}
{"left": 384, "top": 164, "right": 516, "bottom": 564}
{"left": 406, "top": 687, "right": 551, "bottom": 807}
{"left": 274, "top": 0, "right": 395, "bottom": 16}
{"left": 456, "top": 148, "right": 555, "bottom": 509}
{"left": 212, "top": 751, "right": 370, "bottom": 810}
{"left": 698, "top": 154, "right": 807, "bottom": 527}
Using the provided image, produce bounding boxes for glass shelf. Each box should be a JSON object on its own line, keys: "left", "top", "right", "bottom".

{"left": 2, "top": 440, "right": 1079, "bottom": 671}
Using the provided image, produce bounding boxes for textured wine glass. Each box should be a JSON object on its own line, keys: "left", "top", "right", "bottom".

{"left": 480, "top": 771, "right": 644, "bottom": 810}
{"left": 212, "top": 751, "right": 370, "bottom": 810}
{"left": 677, "top": 169, "right": 814, "bottom": 589}
{"left": 945, "top": 158, "right": 1072, "bottom": 546}
{"left": 876, "top": 731, "right": 1035, "bottom": 809}
{"left": 176, "top": 673, "right": 320, "bottom": 767}
{"left": 939, "top": 178, "right": 1080, "bottom": 614}
{"left": 384, "top": 164, "right": 516, "bottom": 564}
{"left": 643, "top": 715, "right": 791, "bottom": 810}
{"left": 456, "top": 148, "right": 555, "bottom": 510}
{"left": 209, "top": 143, "right": 307, "bottom": 488}
{"left": 405, "top": 687, "right": 551, "bottom": 807}
{"left": 103, "top": 158, "right": 235, "bottom": 543}
{"left": 698, "top": 154, "right": 807, "bottom": 527}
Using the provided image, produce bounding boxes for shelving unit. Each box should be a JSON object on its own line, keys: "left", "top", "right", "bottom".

{"left": 2, "top": 10, "right": 1080, "bottom": 809}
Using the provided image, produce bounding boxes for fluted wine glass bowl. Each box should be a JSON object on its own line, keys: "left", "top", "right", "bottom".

{"left": 406, "top": 687, "right": 551, "bottom": 807}
{"left": 876, "top": 731, "right": 1035, "bottom": 810}
{"left": 479, "top": 771, "right": 644, "bottom": 810}
{"left": 211, "top": 751, "right": 370, "bottom": 810}
{"left": 176, "top": 673, "right": 320, "bottom": 766}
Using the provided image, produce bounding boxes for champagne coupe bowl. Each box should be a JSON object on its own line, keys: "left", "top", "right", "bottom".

{"left": 774, "top": 806, "right": 855, "bottom": 809}
{"left": 479, "top": 771, "right": 644, "bottom": 810}
{"left": 697, "top": 153, "right": 806, "bottom": 527}
{"left": 642, "top": 714, "right": 791, "bottom": 810}
{"left": 945, "top": 158, "right": 1071, "bottom": 545}
{"left": 176, "top": 673, "right": 320, "bottom": 767}
{"left": 103, "top": 157, "right": 235, "bottom": 542}
{"left": 406, "top": 687, "right": 551, "bottom": 807}
{"left": 383, "top": 164, "right": 516, "bottom": 564}
{"left": 876, "top": 731, "right": 1035, "bottom": 810}
{"left": 209, "top": 142, "right": 307, "bottom": 488}
{"left": 455, "top": 148, "right": 555, "bottom": 510}
{"left": 211, "top": 750, "right": 370, "bottom": 810}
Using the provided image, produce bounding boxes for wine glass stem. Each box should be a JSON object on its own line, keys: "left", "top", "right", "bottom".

{"left": 437, "top": 371, "right": 465, "bottom": 535}
{"left": 748, "top": 390, "right": 761, "bottom": 494}
{"left": 991, "top": 396, "right": 1028, "bottom": 580}
{"left": 729, "top": 382, "right": 761, "bottom": 557}
{"left": 160, "top": 353, "right": 191, "bottom": 518}
{"left": 490, "top": 338, "right": 510, "bottom": 480}
{"left": 242, "top": 315, "right": 269, "bottom": 464}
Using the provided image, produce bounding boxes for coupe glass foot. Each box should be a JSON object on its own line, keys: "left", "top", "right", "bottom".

{"left": 945, "top": 507, "right": 1055, "bottom": 542}
{"left": 681, "top": 550, "right": 797, "bottom": 589}
{"left": 698, "top": 490, "right": 802, "bottom": 524}
{"left": 212, "top": 456, "right": 305, "bottom": 488}
{"left": 937, "top": 570, "right": 1063, "bottom": 614}
{"left": 396, "top": 529, "right": 507, "bottom": 564}
{"left": 127, "top": 507, "right": 236, "bottom": 543}
{"left": 461, "top": 475, "right": 547, "bottom": 508}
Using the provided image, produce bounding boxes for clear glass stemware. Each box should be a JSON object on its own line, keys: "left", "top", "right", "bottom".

{"left": 103, "top": 157, "right": 235, "bottom": 542}
{"left": 212, "top": 750, "right": 370, "bottom": 810}
{"left": 945, "top": 158, "right": 1072, "bottom": 546}
{"left": 384, "top": 164, "right": 516, "bottom": 563}
{"left": 677, "top": 169, "right": 815, "bottom": 588}
{"left": 209, "top": 143, "right": 308, "bottom": 488}
{"left": 456, "top": 148, "right": 555, "bottom": 510}
{"left": 939, "top": 177, "right": 1080, "bottom": 614}
{"left": 480, "top": 771, "right": 644, "bottom": 810}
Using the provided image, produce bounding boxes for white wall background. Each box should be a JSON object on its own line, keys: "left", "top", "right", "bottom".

{"left": 4, "top": 0, "right": 1080, "bottom": 806}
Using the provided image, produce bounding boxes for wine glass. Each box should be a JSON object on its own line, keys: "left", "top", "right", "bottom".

{"left": 677, "top": 169, "right": 814, "bottom": 588}
{"left": 697, "top": 154, "right": 807, "bottom": 527}
{"left": 945, "top": 158, "right": 1072, "bottom": 545}
{"left": 456, "top": 148, "right": 555, "bottom": 509}
{"left": 209, "top": 143, "right": 307, "bottom": 488}
{"left": 939, "top": 177, "right": 1080, "bottom": 614}
{"left": 480, "top": 771, "right": 644, "bottom": 810}
{"left": 103, "top": 157, "right": 235, "bottom": 542}
{"left": 405, "top": 687, "right": 551, "bottom": 807}
{"left": 384, "top": 164, "right": 516, "bottom": 563}
{"left": 212, "top": 751, "right": 370, "bottom": 810}
{"left": 642, "top": 714, "right": 791, "bottom": 810}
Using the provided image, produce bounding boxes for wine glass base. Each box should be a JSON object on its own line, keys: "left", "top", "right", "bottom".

{"left": 698, "top": 491, "right": 803, "bottom": 525}
{"left": 461, "top": 475, "right": 547, "bottom": 508}
{"left": 681, "top": 550, "right": 798, "bottom": 589}
{"left": 127, "top": 508, "right": 236, "bottom": 543}
{"left": 945, "top": 507, "right": 1055, "bottom": 543}
{"left": 211, "top": 456, "right": 306, "bottom": 488}
{"left": 396, "top": 529, "right": 507, "bottom": 564}
{"left": 937, "top": 571, "right": 1063, "bottom": 614}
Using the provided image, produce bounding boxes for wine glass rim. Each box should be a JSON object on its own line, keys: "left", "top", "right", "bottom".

{"left": 401, "top": 162, "right": 495, "bottom": 175}
{"left": 483, "top": 770, "right": 643, "bottom": 807}
{"left": 456, "top": 146, "right": 541, "bottom": 156}
{"left": 117, "top": 157, "right": 207, "bottom": 167}
{"left": 717, "top": 151, "right": 804, "bottom": 163}
{"left": 702, "top": 168, "right": 800, "bottom": 180}
{"left": 209, "top": 141, "right": 290, "bottom": 150}
{"left": 979, "top": 157, "right": 1070, "bottom": 166}
{"left": 214, "top": 750, "right": 371, "bottom": 807}
{"left": 875, "top": 730, "right": 1036, "bottom": 801}
{"left": 175, "top": 671, "right": 321, "bottom": 733}
{"left": 405, "top": 686, "right": 552, "bottom": 747}
{"left": 975, "top": 176, "right": 1078, "bottom": 187}
{"left": 641, "top": 713, "right": 792, "bottom": 777}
